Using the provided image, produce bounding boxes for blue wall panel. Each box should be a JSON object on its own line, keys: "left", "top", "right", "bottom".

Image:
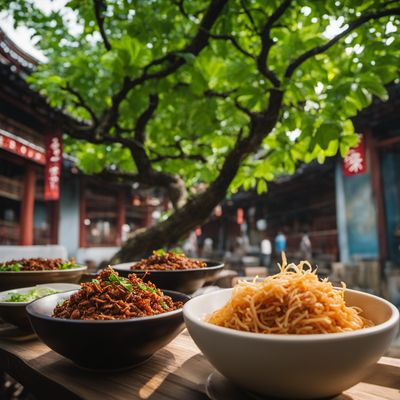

{"left": 342, "top": 171, "right": 379, "bottom": 259}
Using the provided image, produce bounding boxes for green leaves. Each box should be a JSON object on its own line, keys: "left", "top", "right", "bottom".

{"left": 3, "top": 0, "right": 399, "bottom": 200}
{"left": 359, "top": 74, "right": 388, "bottom": 101}
{"left": 315, "top": 122, "right": 342, "bottom": 150}
{"left": 111, "top": 36, "right": 151, "bottom": 69}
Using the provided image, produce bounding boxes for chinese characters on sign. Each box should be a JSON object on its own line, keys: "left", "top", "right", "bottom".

{"left": 44, "top": 133, "right": 62, "bottom": 200}
{"left": 0, "top": 130, "right": 45, "bottom": 164}
{"left": 343, "top": 134, "right": 367, "bottom": 176}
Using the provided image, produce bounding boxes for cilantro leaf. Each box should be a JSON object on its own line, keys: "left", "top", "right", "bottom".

{"left": 108, "top": 272, "right": 133, "bottom": 292}
{"left": 154, "top": 249, "right": 166, "bottom": 256}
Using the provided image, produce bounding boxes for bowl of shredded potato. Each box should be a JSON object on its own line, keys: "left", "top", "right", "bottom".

{"left": 183, "top": 256, "right": 399, "bottom": 399}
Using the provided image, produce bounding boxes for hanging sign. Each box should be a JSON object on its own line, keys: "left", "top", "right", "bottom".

{"left": 343, "top": 134, "right": 367, "bottom": 176}
{"left": 0, "top": 129, "right": 45, "bottom": 164}
{"left": 44, "top": 132, "right": 62, "bottom": 200}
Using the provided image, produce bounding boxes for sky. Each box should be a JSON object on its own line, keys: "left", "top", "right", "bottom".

{"left": 0, "top": 0, "right": 67, "bottom": 62}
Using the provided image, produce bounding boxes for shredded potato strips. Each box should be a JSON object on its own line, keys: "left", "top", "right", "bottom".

{"left": 208, "top": 256, "right": 373, "bottom": 334}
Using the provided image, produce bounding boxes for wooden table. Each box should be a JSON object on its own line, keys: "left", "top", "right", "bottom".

{"left": 0, "top": 330, "right": 398, "bottom": 400}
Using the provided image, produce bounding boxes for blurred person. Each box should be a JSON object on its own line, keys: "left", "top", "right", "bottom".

{"left": 299, "top": 231, "right": 312, "bottom": 261}
{"left": 203, "top": 237, "right": 214, "bottom": 258}
{"left": 274, "top": 230, "right": 286, "bottom": 256}
{"left": 183, "top": 231, "right": 198, "bottom": 257}
{"left": 260, "top": 235, "right": 272, "bottom": 268}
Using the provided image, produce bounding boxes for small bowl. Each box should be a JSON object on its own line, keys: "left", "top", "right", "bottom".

{"left": 183, "top": 288, "right": 399, "bottom": 399}
{"left": 27, "top": 289, "right": 190, "bottom": 370}
{"left": 113, "top": 260, "right": 225, "bottom": 294}
{"left": 0, "top": 283, "right": 80, "bottom": 330}
{"left": 0, "top": 265, "right": 87, "bottom": 291}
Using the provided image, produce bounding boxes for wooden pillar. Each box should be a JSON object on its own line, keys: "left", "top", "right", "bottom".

{"left": 368, "top": 133, "right": 387, "bottom": 264}
{"left": 49, "top": 200, "right": 59, "bottom": 244}
{"left": 116, "top": 190, "right": 125, "bottom": 246}
{"left": 79, "top": 180, "right": 86, "bottom": 248}
{"left": 144, "top": 196, "right": 152, "bottom": 227}
{"left": 20, "top": 165, "right": 36, "bottom": 245}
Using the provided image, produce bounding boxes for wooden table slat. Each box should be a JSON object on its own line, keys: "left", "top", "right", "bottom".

{"left": 0, "top": 328, "right": 398, "bottom": 400}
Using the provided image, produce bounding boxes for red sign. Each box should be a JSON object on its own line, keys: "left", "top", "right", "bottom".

{"left": 44, "top": 132, "right": 62, "bottom": 200}
{"left": 343, "top": 134, "right": 367, "bottom": 176}
{"left": 0, "top": 130, "right": 45, "bottom": 164}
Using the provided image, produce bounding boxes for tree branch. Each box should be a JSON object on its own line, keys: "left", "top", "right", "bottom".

{"left": 62, "top": 83, "right": 98, "bottom": 125}
{"left": 204, "top": 88, "right": 237, "bottom": 98}
{"left": 95, "top": 170, "right": 144, "bottom": 185}
{"left": 134, "top": 94, "right": 159, "bottom": 144}
{"left": 257, "top": 0, "right": 292, "bottom": 87}
{"left": 208, "top": 32, "right": 255, "bottom": 59}
{"left": 150, "top": 139, "right": 207, "bottom": 164}
{"left": 150, "top": 153, "right": 207, "bottom": 164}
{"left": 172, "top": 0, "right": 190, "bottom": 19}
{"left": 234, "top": 98, "right": 254, "bottom": 117}
{"left": 285, "top": 6, "right": 400, "bottom": 78}
{"left": 95, "top": 0, "right": 228, "bottom": 137}
{"left": 240, "top": 0, "right": 259, "bottom": 33}
{"left": 93, "top": 0, "right": 111, "bottom": 51}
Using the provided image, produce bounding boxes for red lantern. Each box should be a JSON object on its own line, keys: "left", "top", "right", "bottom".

{"left": 237, "top": 208, "right": 244, "bottom": 225}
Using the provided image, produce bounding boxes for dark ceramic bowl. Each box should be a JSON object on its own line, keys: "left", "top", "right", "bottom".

{"left": 0, "top": 266, "right": 87, "bottom": 291}
{"left": 113, "top": 261, "right": 225, "bottom": 294}
{"left": 0, "top": 283, "right": 80, "bottom": 330}
{"left": 26, "top": 289, "right": 190, "bottom": 370}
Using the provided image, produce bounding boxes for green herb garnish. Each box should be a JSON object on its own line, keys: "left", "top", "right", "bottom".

{"left": 92, "top": 279, "right": 100, "bottom": 284}
{"left": 58, "top": 262, "right": 75, "bottom": 270}
{"left": 138, "top": 282, "right": 157, "bottom": 294}
{"left": 154, "top": 249, "right": 166, "bottom": 256}
{"left": 159, "top": 300, "right": 169, "bottom": 310}
{"left": 108, "top": 272, "right": 133, "bottom": 292}
{"left": 0, "top": 263, "right": 22, "bottom": 272}
{"left": 3, "top": 286, "right": 60, "bottom": 302}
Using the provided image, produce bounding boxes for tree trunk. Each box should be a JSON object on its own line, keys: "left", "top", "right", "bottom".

{"left": 111, "top": 89, "right": 284, "bottom": 263}
{"left": 111, "top": 175, "right": 231, "bottom": 262}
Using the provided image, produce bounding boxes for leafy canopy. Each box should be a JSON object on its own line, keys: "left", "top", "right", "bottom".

{"left": 3, "top": 0, "right": 400, "bottom": 195}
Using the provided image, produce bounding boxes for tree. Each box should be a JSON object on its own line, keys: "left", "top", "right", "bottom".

{"left": 3, "top": 0, "right": 400, "bottom": 261}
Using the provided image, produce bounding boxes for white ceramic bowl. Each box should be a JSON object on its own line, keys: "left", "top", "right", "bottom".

{"left": 184, "top": 288, "right": 399, "bottom": 399}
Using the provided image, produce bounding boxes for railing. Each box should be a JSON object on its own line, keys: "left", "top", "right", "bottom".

{"left": 0, "top": 175, "right": 23, "bottom": 200}
{"left": 0, "top": 220, "right": 20, "bottom": 244}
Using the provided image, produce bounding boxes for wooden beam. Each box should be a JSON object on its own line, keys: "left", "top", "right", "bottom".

{"left": 20, "top": 164, "right": 36, "bottom": 245}
{"left": 375, "top": 135, "right": 400, "bottom": 148}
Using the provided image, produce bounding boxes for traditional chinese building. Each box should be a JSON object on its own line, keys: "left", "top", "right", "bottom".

{"left": 0, "top": 29, "right": 164, "bottom": 265}
{"left": 204, "top": 85, "right": 400, "bottom": 272}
